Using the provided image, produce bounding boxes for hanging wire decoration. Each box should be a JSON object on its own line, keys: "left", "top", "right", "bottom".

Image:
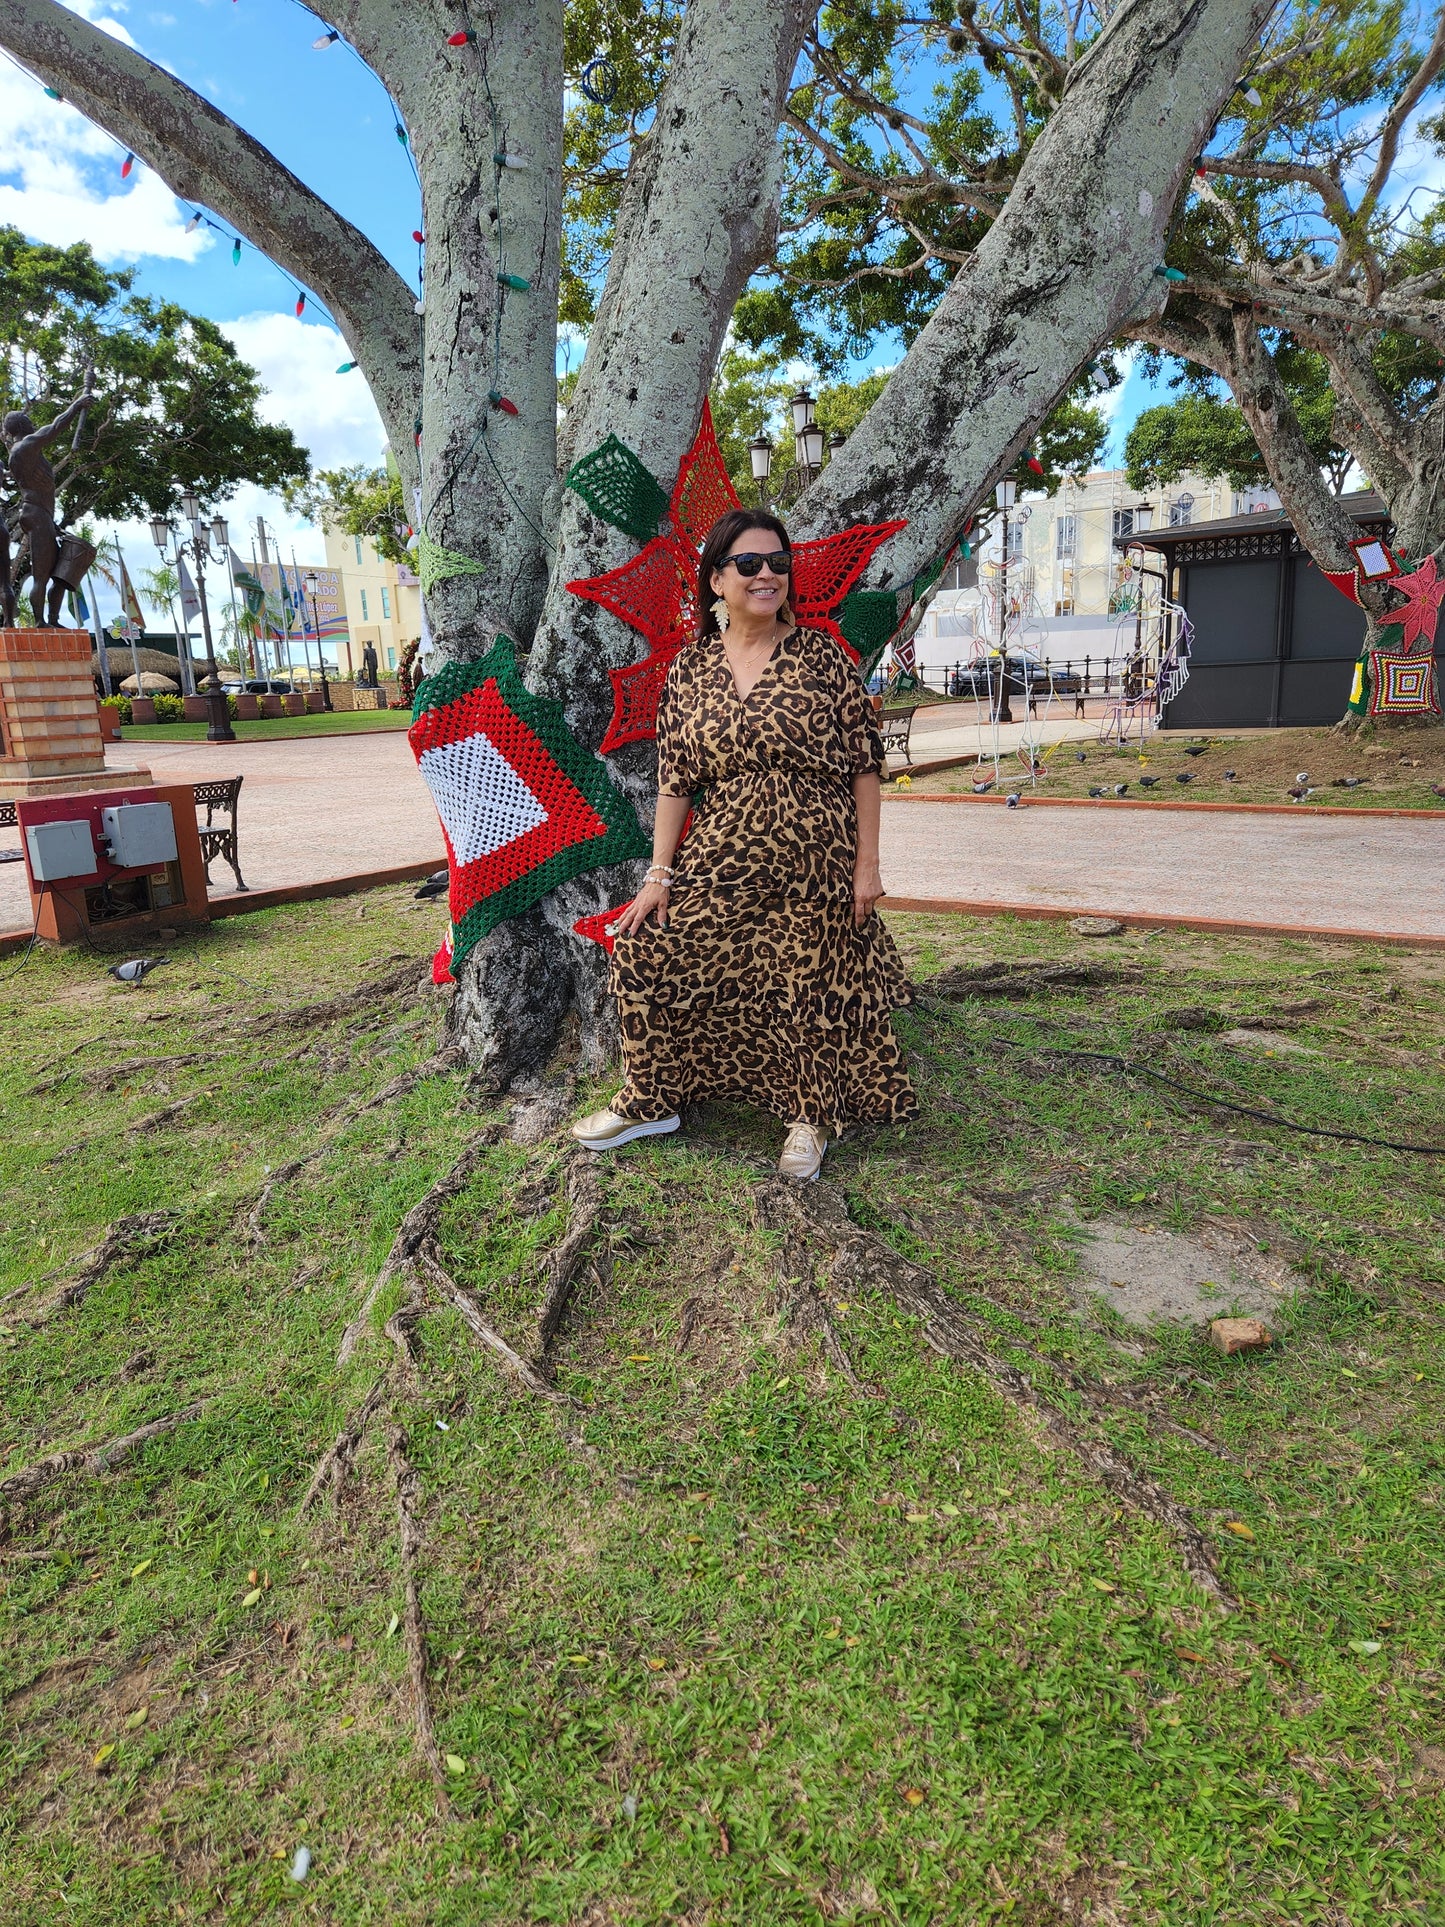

{"left": 578, "top": 57, "right": 619, "bottom": 105}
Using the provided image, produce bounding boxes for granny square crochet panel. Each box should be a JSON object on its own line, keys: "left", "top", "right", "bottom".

{"left": 566, "top": 401, "right": 908, "bottom": 753}
{"left": 410, "top": 637, "right": 648, "bottom": 976}
{"left": 1367, "top": 650, "right": 1440, "bottom": 716}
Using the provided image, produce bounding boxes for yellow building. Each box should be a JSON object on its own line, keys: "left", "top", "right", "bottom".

{"left": 321, "top": 528, "right": 422, "bottom": 677}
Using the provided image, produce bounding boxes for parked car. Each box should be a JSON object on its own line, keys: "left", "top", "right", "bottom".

{"left": 221, "top": 677, "right": 295, "bottom": 695}
{"left": 947, "top": 657, "right": 1081, "bottom": 699}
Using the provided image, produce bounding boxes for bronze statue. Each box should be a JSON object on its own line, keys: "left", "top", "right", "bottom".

{"left": 360, "top": 640, "right": 379, "bottom": 686}
{"left": 1, "top": 366, "right": 95, "bottom": 627}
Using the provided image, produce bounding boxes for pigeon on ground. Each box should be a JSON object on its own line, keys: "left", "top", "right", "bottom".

{"left": 108, "top": 957, "right": 170, "bottom": 985}
{"left": 1332, "top": 776, "right": 1363, "bottom": 788}
{"left": 1295, "top": 771, "right": 1310, "bottom": 786}
{"left": 1175, "top": 770, "right": 1197, "bottom": 784}
{"left": 972, "top": 778, "right": 994, "bottom": 794}
{"left": 1223, "top": 769, "right": 1238, "bottom": 781}
{"left": 1005, "top": 792, "right": 1021, "bottom": 809}
{"left": 1074, "top": 751, "right": 1087, "bottom": 763}
{"left": 1088, "top": 786, "right": 1105, "bottom": 798}
{"left": 1113, "top": 783, "right": 1130, "bottom": 796}
{"left": 414, "top": 868, "right": 449, "bottom": 900}
{"left": 1183, "top": 743, "right": 1208, "bottom": 756}
{"left": 1288, "top": 784, "right": 1314, "bottom": 801}
{"left": 1138, "top": 774, "right": 1160, "bottom": 788}
{"left": 1432, "top": 783, "right": 1445, "bottom": 798}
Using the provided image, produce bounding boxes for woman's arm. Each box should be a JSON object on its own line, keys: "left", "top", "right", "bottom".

{"left": 611, "top": 791, "right": 692, "bottom": 934}
{"left": 852, "top": 770, "right": 884, "bottom": 928}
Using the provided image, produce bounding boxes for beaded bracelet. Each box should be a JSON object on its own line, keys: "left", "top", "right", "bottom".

{"left": 645, "top": 865, "right": 675, "bottom": 887}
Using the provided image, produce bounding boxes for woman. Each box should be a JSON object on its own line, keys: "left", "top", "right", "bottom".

{"left": 572, "top": 507, "right": 917, "bottom": 1179}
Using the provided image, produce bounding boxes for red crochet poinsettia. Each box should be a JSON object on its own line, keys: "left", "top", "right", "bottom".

{"left": 567, "top": 401, "right": 906, "bottom": 754}
{"left": 1378, "top": 553, "right": 1445, "bottom": 653}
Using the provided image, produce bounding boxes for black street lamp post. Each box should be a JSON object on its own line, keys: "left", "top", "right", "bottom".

{"left": 151, "top": 491, "right": 235, "bottom": 743}
{"left": 747, "top": 390, "right": 843, "bottom": 512}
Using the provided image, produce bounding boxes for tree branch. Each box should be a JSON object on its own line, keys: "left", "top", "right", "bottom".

{"left": 0, "top": 0, "right": 421, "bottom": 453}
{"left": 1360, "top": 2, "right": 1445, "bottom": 222}
{"left": 782, "top": 108, "right": 1003, "bottom": 217}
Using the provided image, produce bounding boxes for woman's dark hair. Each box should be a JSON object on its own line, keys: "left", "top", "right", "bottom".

{"left": 696, "top": 507, "right": 792, "bottom": 641}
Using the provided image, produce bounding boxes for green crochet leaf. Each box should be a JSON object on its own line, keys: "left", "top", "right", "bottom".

{"left": 564, "top": 434, "right": 670, "bottom": 544}
{"left": 911, "top": 544, "right": 953, "bottom": 603}
{"left": 417, "top": 527, "right": 486, "bottom": 597}
{"left": 838, "top": 588, "right": 901, "bottom": 679}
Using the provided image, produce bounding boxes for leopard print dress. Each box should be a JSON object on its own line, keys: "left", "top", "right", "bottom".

{"left": 609, "top": 624, "right": 918, "bottom": 1131}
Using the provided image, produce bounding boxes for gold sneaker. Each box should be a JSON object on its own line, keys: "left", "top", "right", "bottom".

{"left": 778, "top": 1123, "right": 827, "bottom": 1181}
{"left": 571, "top": 1107, "right": 680, "bottom": 1153}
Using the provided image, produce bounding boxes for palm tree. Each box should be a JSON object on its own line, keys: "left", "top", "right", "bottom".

{"left": 139, "top": 561, "right": 194, "bottom": 695}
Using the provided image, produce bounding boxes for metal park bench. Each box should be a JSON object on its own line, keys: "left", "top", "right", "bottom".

{"left": 879, "top": 705, "right": 917, "bottom": 768}
{"left": 192, "top": 777, "right": 248, "bottom": 892}
{"left": 0, "top": 800, "right": 15, "bottom": 830}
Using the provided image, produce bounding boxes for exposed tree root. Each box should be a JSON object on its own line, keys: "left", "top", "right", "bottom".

{"left": 0, "top": 1402, "right": 203, "bottom": 1514}
{"left": 924, "top": 961, "right": 1144, "bottom": 1000}
{"left": 535, "top": 1156, "right": 603, "bottom": 1355}
{"left": 134, "top": 1093, "right": 205, "bottom": 1134}
{"left": 298, "top": 1379, "right": 388, "bottom": 1515}
{"left": 247, "top": 1049, "right": 470, "bottom": 1249}
{"left": 21, "top": 1212, "right": 176, "bottom": 1327}
{"left": 414, "top": 1242, "right": 566, "bottom": 1400}
{"left": 387, "top": 1424, "right": 450, "bottom": 1808}
{"left": 244, "top": 957, "right": 427, "bottom": 1037}
{"left": 753, "top": 1180, "right": 1234, "bottom": 1610}
{"left": 384, "top": 1270, "right": 428, "bottom": 1382}
{"left": 247, "top": 1152, "right": 325, "bottom": 1247}
{"left": 337, "top": 1129, "right": 503, "bottom": 1365}
{"left": 30, "top": 1051, "right": 214, "bottom": 1097}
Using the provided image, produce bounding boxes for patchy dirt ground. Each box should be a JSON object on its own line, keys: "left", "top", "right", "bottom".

{"left": 907, "top": 720, "right": 1445, "bottom": 810}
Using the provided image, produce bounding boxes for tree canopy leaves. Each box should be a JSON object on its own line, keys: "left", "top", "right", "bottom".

{"left": 0, "top": 226, "right": 309, "bottom": 526}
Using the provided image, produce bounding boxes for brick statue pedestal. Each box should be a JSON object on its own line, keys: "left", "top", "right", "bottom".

{"left": 0, "top": 627, "right": 150, "bottom": 801}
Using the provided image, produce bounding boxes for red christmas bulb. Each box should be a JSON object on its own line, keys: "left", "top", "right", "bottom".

{"left": 120, "top": 151, "right": 134, "bottom": 179}
{"left": 445, "top": 29, "right": 474, "bottom": 46}
{"left": 412, "top": 229, "right": 425, "bottom": 243}
{"left": 295, "top": 293, "right": 306, "bottom": 317}
{"left": 1026, "top": 452, "right": 1044, "bottom": 476}
{"left": 489, "top": 390, "right": 519, "bottom": 416}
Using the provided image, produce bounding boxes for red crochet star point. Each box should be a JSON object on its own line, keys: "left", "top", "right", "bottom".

{"left": 1378, "top": 553, "right": 1445, "bottom": 653}
{"left": 566, "top": 401, "right": 907, "bottom": 749}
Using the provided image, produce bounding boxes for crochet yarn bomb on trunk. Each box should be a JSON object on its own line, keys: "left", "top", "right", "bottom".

{"left": 410, "top": 637, "right": 649, "bottom": 982}
{"left": 565, "top": 401, "right": 909, "bottom": 754}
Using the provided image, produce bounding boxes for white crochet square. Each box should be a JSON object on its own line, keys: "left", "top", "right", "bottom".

{"left": 418, "top": 731, "right": 548, "bottom": 866}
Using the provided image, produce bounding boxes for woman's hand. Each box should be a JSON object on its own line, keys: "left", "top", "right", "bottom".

{"left": 853, "top": 857, "right": 885, "bottom": 928}
{"left": 612, "top": 881, "right": 672, "bottom": 936}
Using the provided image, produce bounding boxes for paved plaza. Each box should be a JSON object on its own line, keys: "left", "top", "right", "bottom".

{"left": 1, "top": 729, "right": 1441, "bottom": 941}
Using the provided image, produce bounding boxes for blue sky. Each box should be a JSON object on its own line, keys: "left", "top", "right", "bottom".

{"left": 0, "top": 0, "right": 1176, "bottom": 620}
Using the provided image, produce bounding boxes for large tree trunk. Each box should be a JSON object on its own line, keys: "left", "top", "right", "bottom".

{"left": 0, "top": 0, "right": 1282, "bottom": 1088}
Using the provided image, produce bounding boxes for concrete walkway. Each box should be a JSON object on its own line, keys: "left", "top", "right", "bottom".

{"left": 879, "top": 795, "right": 1445, "bottom": 940}
{"left": 2, "top": 729, "right": 1440, "bottom": 942}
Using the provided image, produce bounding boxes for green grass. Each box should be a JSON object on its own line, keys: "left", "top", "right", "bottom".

{"left": 1, "top": 899, "right": 1443, "bottom": 1923}
{"left": 117, "top": 710, "right": 412, "bottom": 743}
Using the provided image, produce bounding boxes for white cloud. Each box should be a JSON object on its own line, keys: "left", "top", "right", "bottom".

{"left": 0, "top": 49, "right": 212, "bottom": 262}
{"left": 217, "top": 312, "right": 388, "bottom": 474}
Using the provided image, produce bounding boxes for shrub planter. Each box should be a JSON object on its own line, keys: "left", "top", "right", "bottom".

{"left": 329, "top": 684, "right": 355, "bottom": 712}
{"left": 260, "top": 694, "right": 285, "bottom": 719}
{"left": 234, "top": 694, "right": 261, "bottom": 720}
{"left": 305, "top": 690, "right": 326, "bottom": 713}
{"left": 130, "top": 697, "right": 157, "bottom": 724}
{"left": 282, "top": 693, "right": 307, "bottom": 717}
{"left": 183, "top": 696, "right": 210, "bottom": 722}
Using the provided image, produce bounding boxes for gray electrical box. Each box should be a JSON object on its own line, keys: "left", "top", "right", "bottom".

{"left": 25, "top": 817, "right": 97, "bottom": 881}
{"left": 100, "top": 801, "right": 178, "bottom": 869}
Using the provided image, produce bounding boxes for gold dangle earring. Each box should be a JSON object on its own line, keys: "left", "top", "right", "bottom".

{"left": 711, "top": 597, "right": 730, "bottom": 636}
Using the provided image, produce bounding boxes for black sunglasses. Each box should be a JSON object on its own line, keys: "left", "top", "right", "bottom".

{"left": 719, "top": 549, "right": 793, "bottom": 577}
